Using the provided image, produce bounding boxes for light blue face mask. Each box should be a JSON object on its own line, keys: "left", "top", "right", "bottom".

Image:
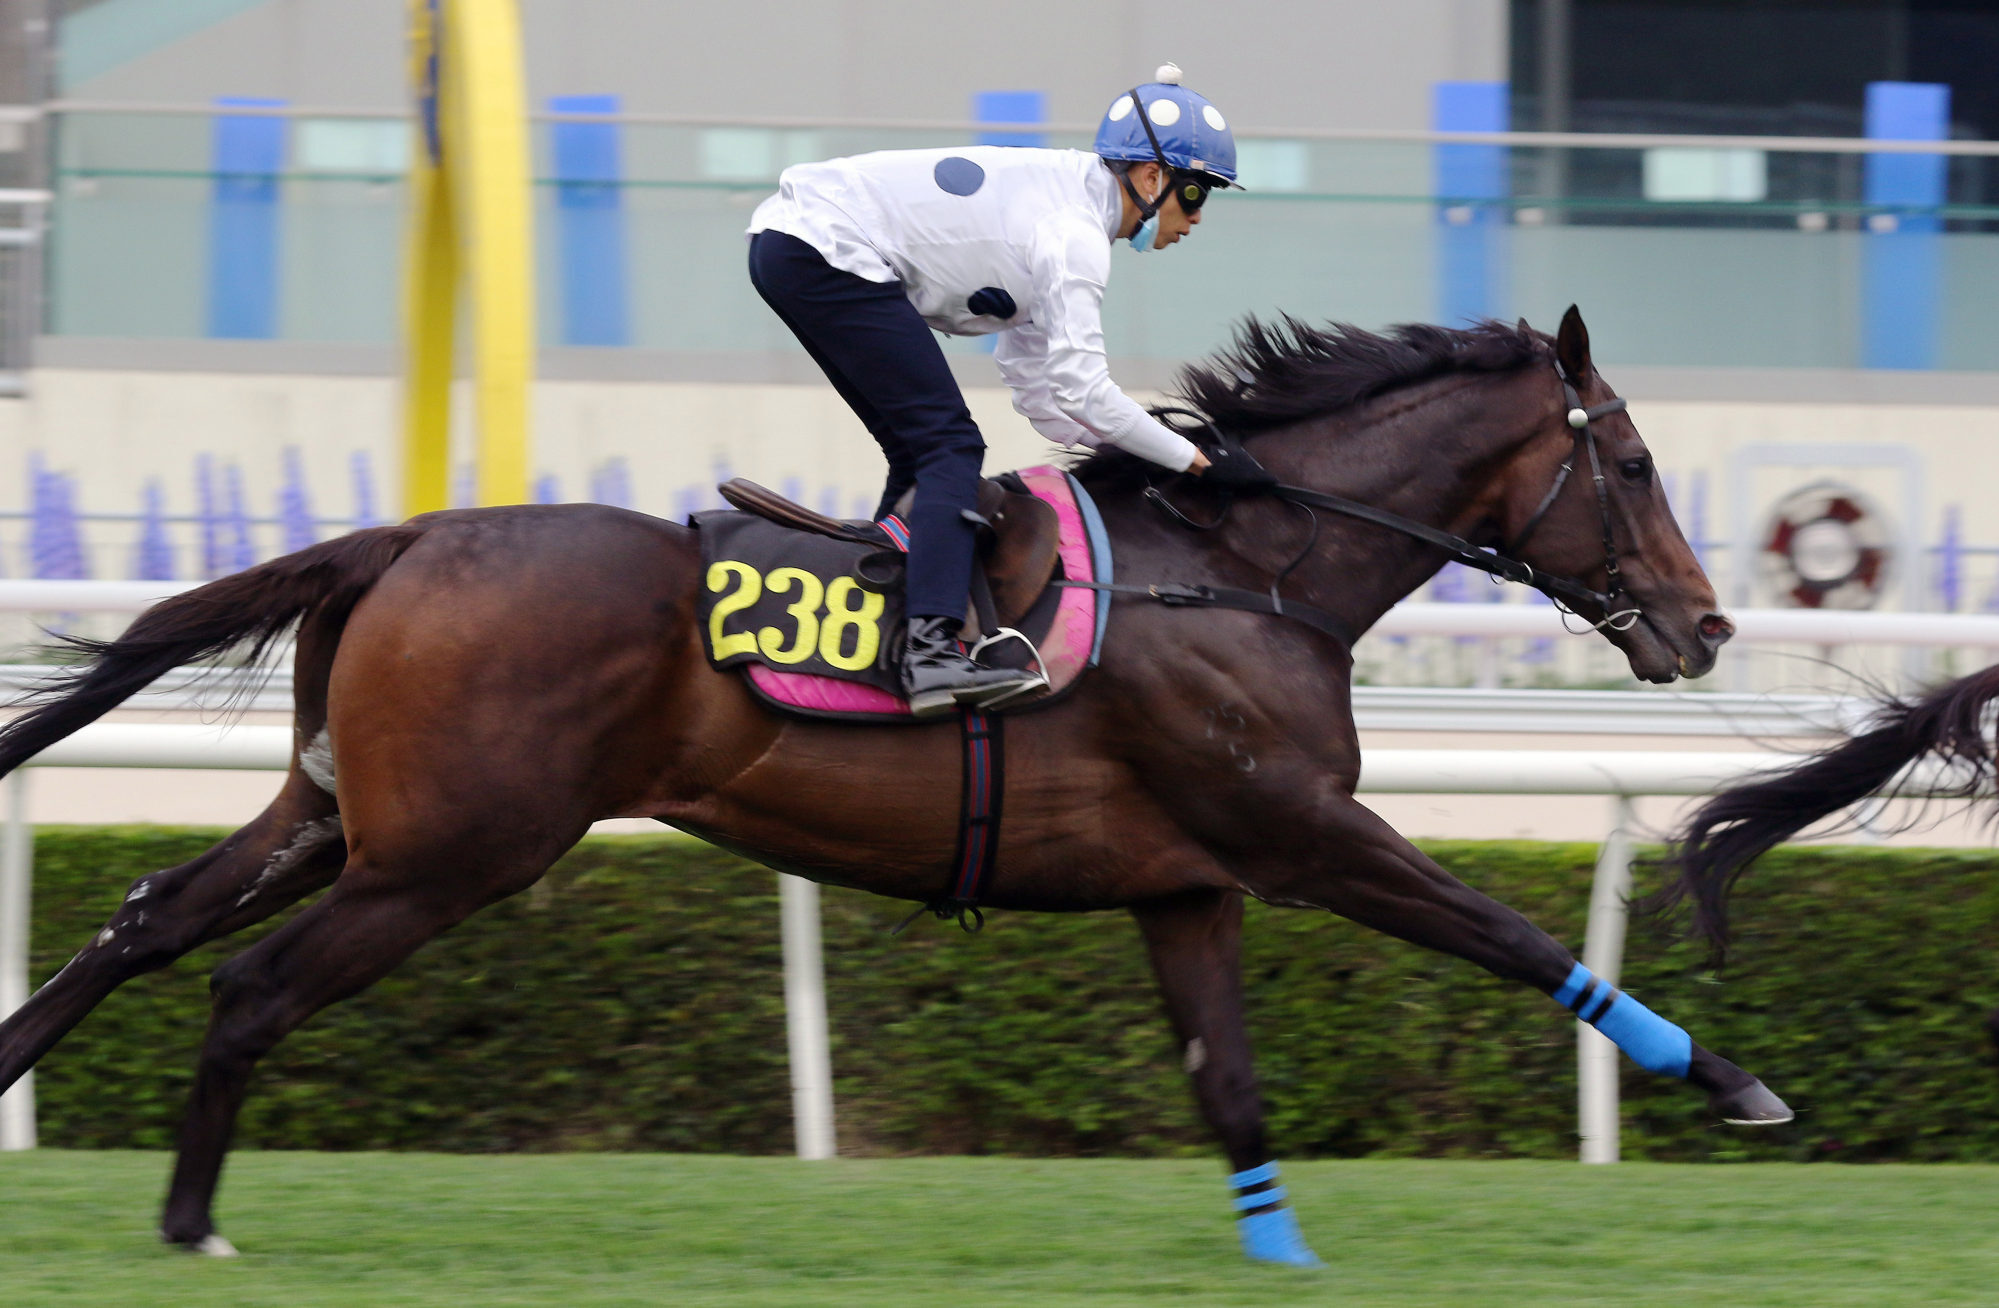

{"left": 1127, "top": 210, "right": 1161, "bottom": 252}
{"left": 1124, "top": 169, "right": 1171, "bottom": 251}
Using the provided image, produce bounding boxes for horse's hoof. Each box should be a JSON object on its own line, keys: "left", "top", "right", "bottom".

{"left": 1712, "top": 1077, "right": 1794, "bottom": 1126}
{"left": 164, "top": 1231, "right": 239, "bottom": 1257}
{"left": 1237, "top": 1207, "right": 1325, "bottom": 1268}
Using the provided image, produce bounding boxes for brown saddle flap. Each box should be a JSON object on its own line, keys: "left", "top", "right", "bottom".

{"left": 718, "top": 478, "right": 875, "bottom": 544}
{"left": 888, "top": 480, "right": 1061, "bottom": 628}
{"left": 719, "top": 477, "right": 1062, "bottom": 628}
{"left": 979, "top": 484, "right": 1061, "bottom": 628}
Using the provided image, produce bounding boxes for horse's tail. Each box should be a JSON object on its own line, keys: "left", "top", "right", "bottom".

{"left": 0, "top": 523, "right": 432, "bottom": 779}
{"left": 1653, "top": 662, "right": 1999, "bottom": 957}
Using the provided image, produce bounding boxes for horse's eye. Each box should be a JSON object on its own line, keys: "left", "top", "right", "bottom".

{"left": 1619, "top": 457, "right": 1652, "bottom": 485}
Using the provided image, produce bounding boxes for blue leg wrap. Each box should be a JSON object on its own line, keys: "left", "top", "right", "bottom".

{"left": 1228, "top": 1162, "right": 1323, "bottom": 1268}
{"left": 1551, "top": 962, "right": 1692, "bottom": 1079}
{"left": 1238, "top": 1207, "right": 1322, "bottom": 1267}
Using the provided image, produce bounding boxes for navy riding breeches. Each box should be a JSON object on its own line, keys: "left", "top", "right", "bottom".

{"left": 747, "top": 230, "right": 983, "bottom": 622}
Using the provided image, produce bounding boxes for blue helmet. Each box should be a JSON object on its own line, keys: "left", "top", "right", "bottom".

{"left": 1093, "top": 64, "right": 1238, "bottom": 186}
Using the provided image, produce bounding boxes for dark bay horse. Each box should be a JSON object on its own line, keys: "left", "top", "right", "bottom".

{"left": 0, "top": 307, "right": 1790, "bottom": 1265}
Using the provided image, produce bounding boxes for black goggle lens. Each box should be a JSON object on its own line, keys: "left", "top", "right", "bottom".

{"left": 1174, "top": 174, "right": 1211, "bottom": 212}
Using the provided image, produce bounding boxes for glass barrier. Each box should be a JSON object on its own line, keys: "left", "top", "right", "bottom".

{"left": 41, "top": 112, "right": 1999, "bottom": 370}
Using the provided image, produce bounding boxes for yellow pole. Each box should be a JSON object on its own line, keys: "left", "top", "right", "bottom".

{"left": 400, "top": 151, "right": 456, "bottom": 516}
{"left": 443, "top": 0, "right": 534, "bottom": 509}
{"left": 400, "top": 0, "right": 534, "bottom": 517}
{"left": 401, "top": 0, "right": 452, "bottom": 517}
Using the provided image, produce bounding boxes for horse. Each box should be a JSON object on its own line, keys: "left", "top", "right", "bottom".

{"left": 0, "top": 306, "right": 1790, "bottom": 1266}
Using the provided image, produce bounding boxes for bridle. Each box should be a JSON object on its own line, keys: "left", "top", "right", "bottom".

{"left": 1146, "top": 359, "right": 1645, "bottom": 634}
{"left": 1499, "top": 363, "right": 1638, "bottom": 629}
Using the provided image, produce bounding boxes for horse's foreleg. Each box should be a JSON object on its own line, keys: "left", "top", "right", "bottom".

{"left": 1132, "top": 888, "right": 1321, "bottom": 1269}
{"left": 1246, "top": 794, "right": 1791, "bottom": 1125}
{"left": 0, "top": 779, "right": 343, "bottom": 1098}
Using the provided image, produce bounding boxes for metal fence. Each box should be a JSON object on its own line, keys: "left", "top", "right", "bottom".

{"left": 29, "top": 103, "right": 1999, "bottom": 370}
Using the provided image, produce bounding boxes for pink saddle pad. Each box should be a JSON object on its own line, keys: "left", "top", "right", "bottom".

{"left": 743, "top": 467, "right": 1108, "bottom": 722}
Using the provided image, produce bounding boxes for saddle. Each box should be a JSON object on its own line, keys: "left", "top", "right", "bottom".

{"left": 697, "top": 466, "right": 1112, "bottom": 723}
{"left": 719, "top": 476, "right": 1062, "bottom": 632}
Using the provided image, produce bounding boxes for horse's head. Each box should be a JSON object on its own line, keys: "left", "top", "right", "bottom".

{"left": 1492, "top": 306, "right": 1731, "bottom": 683}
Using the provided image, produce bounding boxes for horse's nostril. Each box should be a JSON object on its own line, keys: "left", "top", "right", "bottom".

{"left": 1699, "top": 613, "right": 1734, "bottom": 645}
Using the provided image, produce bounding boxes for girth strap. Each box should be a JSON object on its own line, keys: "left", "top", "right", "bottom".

{"left": 951, "top": 708, "right": 1003, "bottom": 910}
{"left": 896, "top": 706, "right": 1005, "bottom": 934}
{"left": 873, "top": 511, "right": 1008, "bottom": 935}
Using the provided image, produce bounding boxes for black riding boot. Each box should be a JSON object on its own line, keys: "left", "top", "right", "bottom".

{"left": 901, "top": 616, "right": 1042, "bottom": 718}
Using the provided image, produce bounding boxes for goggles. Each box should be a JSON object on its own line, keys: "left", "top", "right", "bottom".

{"left": 1119, "top": 86, "right": 1219, "bottom": 223}
{"left": 1170, "top": 171, "right": 1213, "bottom": 213}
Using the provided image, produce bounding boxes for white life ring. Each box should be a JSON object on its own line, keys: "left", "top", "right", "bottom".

{"left": 1758, "top": 481, "right": 1892, "bottom": 610}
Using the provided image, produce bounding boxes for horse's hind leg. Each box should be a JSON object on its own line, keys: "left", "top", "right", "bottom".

{"left": 157, "top": 832, "right": 574, "bottom": 1252}
{"left": 1245, "top": 795, "right": 1791, "bottom": 1125}
{"left": 1132, "top": 888, "right": 1320, "bottom": 1268}
{"left": 0, "top": 776, "right": 344, "bottom": 1098}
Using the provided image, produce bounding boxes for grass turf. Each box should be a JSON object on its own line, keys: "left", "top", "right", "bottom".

{"left": 2, "top": 1153, "right": 1995, "bottom": 1306}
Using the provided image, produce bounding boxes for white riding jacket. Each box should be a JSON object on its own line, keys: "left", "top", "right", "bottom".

{"left": 748, "top": 146, "right": 1199, "bottom": 471}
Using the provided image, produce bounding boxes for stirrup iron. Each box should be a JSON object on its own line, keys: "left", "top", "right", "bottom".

{"left": 965, "top": 627, "right": 1050, "bottom": 708}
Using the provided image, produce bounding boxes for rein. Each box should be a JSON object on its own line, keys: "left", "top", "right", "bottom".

{"left": 1095, "top": 364, "right": 1645, "bottom": 649}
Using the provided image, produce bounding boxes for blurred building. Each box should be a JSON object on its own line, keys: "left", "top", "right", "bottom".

{"left": 0, "top": 0, "right": 1996, "bottom": 665}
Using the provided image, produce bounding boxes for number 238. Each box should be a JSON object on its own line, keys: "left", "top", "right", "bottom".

{"left": 707, "top": 561, "right": 886, "bottom": 671}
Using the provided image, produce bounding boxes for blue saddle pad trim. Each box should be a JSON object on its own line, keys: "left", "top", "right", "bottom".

{"left": 1064, "top": 471, "right": 1114, "bottom": 667}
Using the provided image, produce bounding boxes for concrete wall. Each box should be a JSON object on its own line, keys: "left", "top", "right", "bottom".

{"left": 3, "top": 361, "right": 1997, "bottom": 613}
{"left": 67, "top": 0, "right": 1507, "bottom": 130}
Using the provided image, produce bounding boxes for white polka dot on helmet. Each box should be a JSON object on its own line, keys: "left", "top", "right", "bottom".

{"left": 1093, "top": 66, "right": 1238, "bottom": 186}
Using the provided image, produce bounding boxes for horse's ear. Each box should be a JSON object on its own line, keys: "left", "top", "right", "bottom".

{"left": 1555, "top": 304, "right": 1591, "bottom": 379}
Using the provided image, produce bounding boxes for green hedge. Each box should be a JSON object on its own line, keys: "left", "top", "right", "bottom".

{"left": 21, "top": 830, "right": 1999, "bottom": 1160}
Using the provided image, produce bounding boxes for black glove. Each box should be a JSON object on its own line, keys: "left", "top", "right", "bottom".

{"left": 1197, "top": 442, "right": 1279, "bottom": 495}
{"left": 966, "top": 286, "right": 1017, "bottom": 320}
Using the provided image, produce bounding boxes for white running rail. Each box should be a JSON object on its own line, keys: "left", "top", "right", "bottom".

{"left": 0, "top": 580, "right": 200, "bottom": 611}
{"left": 0, "top": 666, "right": 1870, "bottom": 737}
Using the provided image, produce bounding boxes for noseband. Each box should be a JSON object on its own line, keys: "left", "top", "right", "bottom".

{"left": 1149, "top": 360, "right": 1645, "bottom": 632}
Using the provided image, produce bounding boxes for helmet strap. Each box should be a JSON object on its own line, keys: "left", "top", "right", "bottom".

{"left": 1116, "top": 84, "right": 1176, "bottom": 225}
{"left": 1117, "top": 165, "right": 1165, "bottom": 223}
{"left": 1112, "top": 84, "right": 1187, "bottom": 249}
{"left": 1127, "top": 85, "right": 1173, "bottom": 173}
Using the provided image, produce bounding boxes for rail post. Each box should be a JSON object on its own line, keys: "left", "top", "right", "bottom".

{"left": 1577, "top": 793, "right": 1635, "bottom": 1163}
{"left": 779, "top": 873, "right": 835, "bottom": 1159}
{"left": 1, "top": 771, "right": 35, "bottom": 1150}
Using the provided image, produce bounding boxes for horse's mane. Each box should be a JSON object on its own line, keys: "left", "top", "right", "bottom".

{"left": 1071, "top": 316, "right": 1550, "bottom": 490}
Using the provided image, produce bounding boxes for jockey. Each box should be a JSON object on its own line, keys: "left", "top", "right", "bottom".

{"left": 747, "top": 64, "right": 1275, "bottom": 717}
